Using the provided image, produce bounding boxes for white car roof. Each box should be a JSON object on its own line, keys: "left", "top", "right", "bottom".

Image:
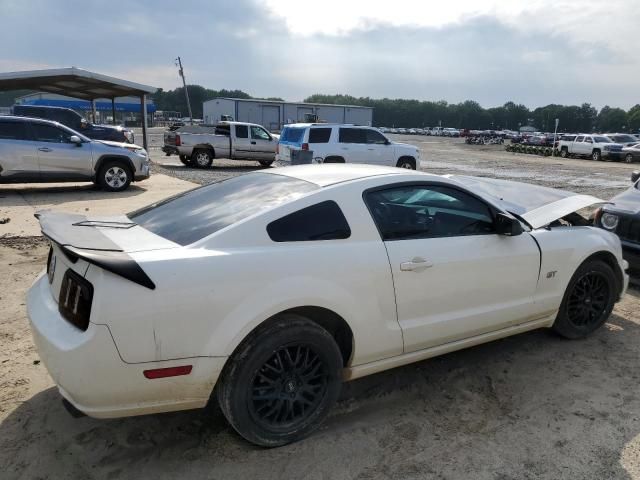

{"left": 262, "top": 164, "right": 434, "bottom": 187}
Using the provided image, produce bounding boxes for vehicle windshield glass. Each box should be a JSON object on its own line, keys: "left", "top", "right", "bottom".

{"left": 128, "top": 173, "right": 319, "bottom": 245}
{"left": 280, "top": 127, "right": 306, "bottom": 144}
{"left": 594, "top": 136, "right": 611, "bottom": 143}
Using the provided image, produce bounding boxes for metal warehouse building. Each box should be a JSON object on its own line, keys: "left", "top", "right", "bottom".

{"left": 203, "top": 98, "right": 373, "bottom": 131}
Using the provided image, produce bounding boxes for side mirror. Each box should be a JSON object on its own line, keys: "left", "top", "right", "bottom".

{"left": 495, "top": 212, "right": 524, "bottom": 236}
{"left": 385, "top": 139, "right": 391, "bottom": 145}
{"left": 632, "top": 171, "right": 640, "bottom": 183}
{"left": 69, "top": 135, "right": 82, "bottom": 146}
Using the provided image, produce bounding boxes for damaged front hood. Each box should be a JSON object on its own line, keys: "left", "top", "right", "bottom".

{"left": 448, "top": 175, "right": 606, "bottom": 229}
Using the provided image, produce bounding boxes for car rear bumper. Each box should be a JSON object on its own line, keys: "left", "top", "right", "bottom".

{"left": 27, "top": 274, "right": 226, "bottom": 418}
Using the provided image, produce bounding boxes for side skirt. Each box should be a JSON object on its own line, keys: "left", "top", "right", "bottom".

{"left": 343, "top": 313, "right": 556, "bottom": 381}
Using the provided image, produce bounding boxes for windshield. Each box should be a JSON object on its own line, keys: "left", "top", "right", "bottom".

{"left": 128, "top": 173, "right": 319, "bottom": 245}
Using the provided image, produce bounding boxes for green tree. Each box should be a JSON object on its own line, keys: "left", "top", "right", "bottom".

{"left": 597, "top": 106, "right": 628, "bottom": 132}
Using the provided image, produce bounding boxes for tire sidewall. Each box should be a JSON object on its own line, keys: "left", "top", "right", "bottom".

{"left": 553, "top": 260, "right": 617, "bottom": 339}
{"left": 218, "top": 317, "right": 342, "bottom": 447}
{"left": 192, "top": 149, "right": 213, "bottom": 168}
{"left": 397, "top": 158, "right": 416, "bottom": 170}
{"left": 98, "top": 161, "right": 132, "bottom": 192}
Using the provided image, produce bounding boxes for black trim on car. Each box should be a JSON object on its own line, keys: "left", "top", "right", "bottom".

{"left": 94, "top": 155, "right": 136, "bottom": 173}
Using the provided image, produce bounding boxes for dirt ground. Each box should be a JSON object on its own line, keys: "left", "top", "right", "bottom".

{"left": 1, "top": 136, "right": 640, "bottom": 480}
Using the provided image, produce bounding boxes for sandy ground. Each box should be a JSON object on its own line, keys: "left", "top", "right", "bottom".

{"left": 1, "top": 136, "right": 640, "bottom": 479}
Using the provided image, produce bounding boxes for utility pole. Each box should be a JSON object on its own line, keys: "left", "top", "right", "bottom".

{"left": 175, "top": 56, "right": 193, "bottom": 125}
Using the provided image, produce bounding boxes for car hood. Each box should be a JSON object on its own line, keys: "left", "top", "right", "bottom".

{"left": 95, "top": 140, "right": 143, "bottom": 150}
{"left": 447, "top": 175, "right": 606, "bottom": 229}
{"left": 607, "top": 184, "right": 640, "bottom": 214}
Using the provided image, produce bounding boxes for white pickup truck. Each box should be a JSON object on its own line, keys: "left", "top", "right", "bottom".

{"left": 557, "top": 134, "right": 624, "bottom": 161}
{"left": 162, "top": 121, "right": 278, "bottom": 168}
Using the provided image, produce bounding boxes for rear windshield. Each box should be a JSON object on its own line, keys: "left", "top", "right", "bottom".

{"left": 128, "top": 173, "right": 319, "bottom": 245}
{"left": 280, "top": 127, "right": 306, "bottom": 144}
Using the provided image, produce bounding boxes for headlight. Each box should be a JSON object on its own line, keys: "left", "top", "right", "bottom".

{"left": 600, "top": 212, "right": 619, "bottom": 230}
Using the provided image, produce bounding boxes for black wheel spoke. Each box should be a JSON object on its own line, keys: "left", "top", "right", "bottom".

{"left": 249, "top": 343, "right": 329, "bottom": 430}
{"left": 566, "top": 271, "right": 610, "bottom": 329}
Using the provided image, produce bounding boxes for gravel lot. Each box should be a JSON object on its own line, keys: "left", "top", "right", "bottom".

{"left": 1, "top": 132, "right": 639, "bottom": 480}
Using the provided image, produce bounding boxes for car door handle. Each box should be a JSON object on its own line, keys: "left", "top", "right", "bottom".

{"left": 367, "top": 148, "right": 375, "bottom": 151}
{"left": 251, "top": 141, "right": 256, "bottom": 144}
{"left": 400, "top": 257, "right": 433, "bottom": 272}
{"left": 38, "top": 147, "right": 52, "bottom": 152}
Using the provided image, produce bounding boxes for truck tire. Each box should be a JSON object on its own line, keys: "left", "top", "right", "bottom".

{"left": 592, "top": 149, "right": 602, "bottom": 161}
{"left": 217, "top": 314, "right": 343, "bottom": 447}
{"left": 179, "top": 155, "right": 191, "bottom": 166}
{"left": 97, "top": 160, "right": 132, "bottom": 192}
{"left": 560, "top": 147, "right": 569, "bottom": 158}
{"left": 192, "top": 149, "right": 213, "bottom": 168}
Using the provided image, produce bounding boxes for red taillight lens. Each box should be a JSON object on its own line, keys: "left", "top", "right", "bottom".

{"left": 143, "top": 365, "right": 193, "bottom": 379}
{"left": 58, "top": 269, "right": 93, "bottom": 331}
{"left": 301, "top": 143, "right": 309, "bottom": 151}
{"left": 175, "top": 134, "right": 181, "bottom": 146}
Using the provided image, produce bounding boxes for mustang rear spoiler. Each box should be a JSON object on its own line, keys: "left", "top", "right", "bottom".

{"left": 35, "top": 211, "right": 155, "bottom": 290}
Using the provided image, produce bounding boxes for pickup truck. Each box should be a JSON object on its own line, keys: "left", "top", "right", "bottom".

{"left": 558, "top": 134, "right": 624, "bottom": 161}
{"left": 162, "top": 121, "right": 278, "bottom": 168}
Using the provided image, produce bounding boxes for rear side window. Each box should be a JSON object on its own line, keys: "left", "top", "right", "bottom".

{"left": 280, "top": 127, "right": 306, "bottom": 144}
{"left": 0, "top": 121, "right": 29, "bottom": 140}
{"left": 308, "top": 128, "right": 332, "bottom": 143}
{"left": 129, "top": 173, "right": 319, "bottom": 245}
{"left": 235, "top": 125, "right": 248, "bottom": 138}
{"left": 339, "top": 128, "right": 366, "bottom": 143}
{"left": 267, "top": 201, "right": 351, "bottom": 242}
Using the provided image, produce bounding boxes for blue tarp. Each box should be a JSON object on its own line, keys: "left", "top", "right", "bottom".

{"left": 21, "top": 98, "right": 156, "bottom": 113}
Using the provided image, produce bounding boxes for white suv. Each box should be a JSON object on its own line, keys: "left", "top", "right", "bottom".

{"left": 277, "top": 124, "right": 420, "bottom": 169}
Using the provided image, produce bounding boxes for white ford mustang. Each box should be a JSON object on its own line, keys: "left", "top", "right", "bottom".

{"left": 28, "top": 165, "right": 629, "bottom": 446}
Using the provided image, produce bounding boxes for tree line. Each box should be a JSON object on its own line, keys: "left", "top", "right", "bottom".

{"left": 2, "top": 85, "right": 637, "bottom": 133}
{"left": 305, "top": 94, "right": 640, "bottom": 133}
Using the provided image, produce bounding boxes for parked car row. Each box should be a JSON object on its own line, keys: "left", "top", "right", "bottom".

{"left": 378, "top": 126, "right": 460, "bottom": 137}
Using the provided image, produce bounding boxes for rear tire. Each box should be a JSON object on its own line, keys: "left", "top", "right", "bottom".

{"left": 396, "top": 157, "right": 417, "bottom": 170}
{"left": 179, "top": 155, "right": 190, "bottom": 166}
{"left": 560, "top": 148, "right": 568, "bottom": 158}
{"left": 217, "top": 314, "right": 343, "bottom": 447}
{"left": 192, "top": 149, "right": 213, "bottom": 168}
{"left": 97, "top": 161, "right": 132, "bottom": 192}
{"left": 259, "top": 160, "right": 274, "bottom": 167}
{"left": 552, "top": 260, "right": 617, "bottom": 339}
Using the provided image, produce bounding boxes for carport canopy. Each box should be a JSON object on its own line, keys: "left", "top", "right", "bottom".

{"left": 0, "top": 67, "right": 157, "bottom": 149}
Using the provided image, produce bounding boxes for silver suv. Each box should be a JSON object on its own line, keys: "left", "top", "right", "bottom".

{"left": 0, "top": 116, "right": 150, "bottom": 191}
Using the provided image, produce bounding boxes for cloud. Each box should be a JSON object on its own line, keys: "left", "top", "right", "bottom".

{"left": 0, "top": 0, "right": 638, "bottom": 109}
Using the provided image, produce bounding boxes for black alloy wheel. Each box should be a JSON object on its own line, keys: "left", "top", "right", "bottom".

{"left": 249, "top": 343, "right": 328, "bottom": 431}
{"left": 566, "top": 271, "right": 610, "bottom": 329}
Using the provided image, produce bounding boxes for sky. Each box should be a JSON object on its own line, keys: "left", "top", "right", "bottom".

{"left": 1, "top": 0, "right": 638, "bottom": 109}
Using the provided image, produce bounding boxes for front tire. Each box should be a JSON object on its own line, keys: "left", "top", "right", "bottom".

{"left": 97, "top": 161, "right": 132, "bottom": 192}
{"left": 592, "top": 150, "right": 602, "bottom": 161}
{"left": 552, "top": 260, "right": 617, "bottom": 339}
{"left": 396, "top": 157, "right": 417, "bottom": 170}
{"left": 217, "top": 314, "right": 343, "bottom": 447}
{"left": 179, "top": 154, "right": 191, "bottom": 166}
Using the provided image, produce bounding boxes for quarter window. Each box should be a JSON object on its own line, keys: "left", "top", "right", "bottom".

{"left": 339, "top": 128, "right": 366, "bottom": 144}
{"left": 365, "top": 185, "right": 495, "bottom": 240}
{"left": 267, "top": 201, "right": 351, "bottom": 242}
{"left": 308, "top": 128, "right": 332, "bottom": 143}
{"left": 235, "top": 125, "right": 249, "bottom": 138}
{"left": 0, "top": 121, "right": 28, "bottom": 140}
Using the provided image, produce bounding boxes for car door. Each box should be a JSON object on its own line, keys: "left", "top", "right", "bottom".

{"left": 364, "top": 183, "right": 541, "bottom": 353}
{"left": 31, "top": 122, "right": 93, "bottom": 179}
{"left": 0, "top": 119, "right": 40, "bottom": 180}
{"left": 232, "top": 124, "right": 252, "bottom": 159}
{"left": 249, "top": 125, "right": 275, "bottom": 160}
{"left": 573, "top": 136, "right": 585, "bottom": 154}
{"left": 364, "top": 129, "right": 393, "bottom": 166}
{"left": 338, "top": 127, "right": 367, "bottom": 163}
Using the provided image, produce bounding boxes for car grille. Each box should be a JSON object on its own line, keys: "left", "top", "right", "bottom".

{"left": 616, "top": 216, "right": 640, "bottom": 243}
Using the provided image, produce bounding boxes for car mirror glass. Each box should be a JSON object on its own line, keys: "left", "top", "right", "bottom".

{"left": 69, "top": 135, "right": 82, "bottom": 145}
{"left": 495, "top": 212, "right": 523, "bottom": 236}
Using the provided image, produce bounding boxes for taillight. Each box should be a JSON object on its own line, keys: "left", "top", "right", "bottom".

{"left": 144, "top": 366, "right": 193, "bottom": 379}
{"left": 175, "top": 134, "right": 181, "bottom": 146}
{"left": 58, "top": 269, "right": 93, "bottom": 331}
{"left": 301, "top": 143, "right": 309, "bottom": 151}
